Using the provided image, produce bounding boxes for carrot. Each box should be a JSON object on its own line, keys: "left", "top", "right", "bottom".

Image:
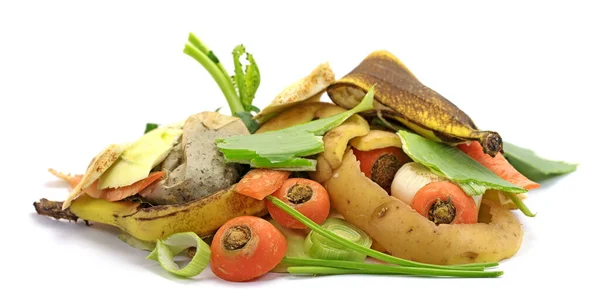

{"left": 89, "top": 171, "right": 164, "bottom": 202}
{"left": 352, "top": 147, "right": 411, "bottom": 193}
{"left": 210, "top": 216, "right": 287, "bottom": 282}
{"left": 234, "top": 169, "right": 291, "bottom": 200}
{"left": 267, "top": 178, "right": 330, "bottom": 229}
{"left": 48, "top": 168, "right": 164, "bottom": 202}
{"left": 48, "top": 169, "right": 82, "bottom": 188}
{"left": 458, "top": 142, "right": 540, "bottom": 190}
{"left": 411, "top": 181, "right": 477, "bottom": 225}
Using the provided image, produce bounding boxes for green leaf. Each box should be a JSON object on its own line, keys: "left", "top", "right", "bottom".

{"left": 243, "top": 52, "right": 260, "bottom": 109}
{"left": 146, "top": 232, "right": 211, "bottom": 278}
{"left": 232, "top": 45, "right": 261, "bottom": 112}
{"left": 397, "top": 130, "right": 527, "bottom": 196}
{"left": 232, "top": 45, "right": 247, "bottom": 109}
{"left": 503, "top": 142, "right": 578, "bottom": 182}
{"left": 216, "top": 86, "right": 376, "bottom": 170}
{"left": 144, "top": 123, "right": 159, "bottom": 134}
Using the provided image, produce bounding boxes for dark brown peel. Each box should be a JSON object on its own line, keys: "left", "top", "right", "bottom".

{"left": 327, "top": 50, "right": 503, "bottom": 157}
{"left": 33, "top": 199, "right": 84, "bottom": 224}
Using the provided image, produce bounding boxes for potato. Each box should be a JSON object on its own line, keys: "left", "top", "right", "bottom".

{"left": 322, "top": 114, "right": 370, "bottom": 169}
{"left": 349, "top": 130, "right": 402, "bottom": 151}
{"left": 324, "top": 150, "right": 523, "bottom": 265}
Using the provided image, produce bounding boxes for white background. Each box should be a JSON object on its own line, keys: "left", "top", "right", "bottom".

{"left": 1, "top": 1, "right": 598, "bottom": 304}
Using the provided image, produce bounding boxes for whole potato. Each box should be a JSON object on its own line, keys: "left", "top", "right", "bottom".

{"left": 324, "top": 150, "right": 523, "bottom": 265}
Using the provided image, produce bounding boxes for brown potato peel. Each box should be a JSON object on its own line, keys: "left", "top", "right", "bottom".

{"left": 324, "top": 150, "right": 523, "bottom": 265}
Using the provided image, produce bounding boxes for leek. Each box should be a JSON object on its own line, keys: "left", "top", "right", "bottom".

{"left": 146, "top": 232, "right": 211, "bottom": 278}
{"left": 397, "top": 130, "right": 527, "bottom": 196}
{"left": 267, "top": 195, "right": 499, "bottom": 272}
{"left": 304, "top": 218, "right": 372, "bottom": 262}
{"left": 216, "top": 86, "right": 375, "bottom": 170}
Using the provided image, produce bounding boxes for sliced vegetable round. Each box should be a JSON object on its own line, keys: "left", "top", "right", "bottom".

{"left": 267, "top": 178, "right": 330, "bottom": 229}
{"left": 352, "top": 147, "right": 411, "bottom": 193}
{"left": 411, "top": 181, "right": 477, "bottom": 225}
{"left": 210, "top": 216, "right": 287, "bottom": 282}
{"left": 304, "top": 218, "right": 372, "bottom": 262}
{"left": 146, "top": 232, "right": 211, "bottom": 278}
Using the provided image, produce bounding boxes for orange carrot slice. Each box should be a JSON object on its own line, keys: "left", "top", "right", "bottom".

{"left": 48, "top": 169, "right": 82, "bottom": 188}
{"left": 234, "top": 169, "right": 291, "bottom": 200}
{"left": 458, "top": 142, "right": 540, "bottom": 190}
{"left": 87, "top": 171, "right": 164, "bottom": 202}
{"left": 411, "top": 181, "right": 477, "bottom": 225}
{"left": 49, "top": 168, "right": 164, "bottom": 202}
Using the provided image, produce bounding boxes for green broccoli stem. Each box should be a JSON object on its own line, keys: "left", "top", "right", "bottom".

{"left": 184, "top": 43, "right": 244, "bottom": 115}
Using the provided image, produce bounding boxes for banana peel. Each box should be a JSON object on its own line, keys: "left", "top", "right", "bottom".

{"left": 327, "top": 50, "right": 503, "bottom": 157}
{"left": 34, "top": 185, "right": 267, "bottom": 241}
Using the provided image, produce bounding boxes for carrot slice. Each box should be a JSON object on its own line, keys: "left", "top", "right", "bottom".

{"left": 411, "top": 181, "right": 477, "bottom": 225}
{"left": 48, "top": 169, "right": 82, "bottom": 188}
{"left": 458, "top": 142, "right": 540, "bottom": 190}
{"left": 85, "top": 171, "right": 165, "bottom": 202}
{"left": 49, "top": 168, "right": 164, "bottom": 202}
{"left": 234, "top": 169, "right": 291, "bottom": 200}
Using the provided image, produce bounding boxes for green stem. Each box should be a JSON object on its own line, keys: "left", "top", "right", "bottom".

{"left": 288, "top": 266, "right": 502, "bottom": 278}
{"left": 187, "top": 33, "right": 230, "bottom": 81}
{"left": 267, "top": 196, "right": 498, "bottom": 271}
{"left": 505, "top": 192, "right": 536, "bottom": 217}
{"left": 183, "top": 43, "right": 244, "bottom": 115}
{"left": 283, "top": 257, "right": 487, "bottom": 272}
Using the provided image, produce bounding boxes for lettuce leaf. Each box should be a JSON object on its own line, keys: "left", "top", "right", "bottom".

{"left": 503, "top": 142, "right": 578, "bottom": 182}
{"left": 397, "top": 130, "right": 526, "bottom": 196}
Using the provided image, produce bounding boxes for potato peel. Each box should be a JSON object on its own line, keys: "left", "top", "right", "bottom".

{"left": 324, "top": 150, "right": 523, "bottom": 265}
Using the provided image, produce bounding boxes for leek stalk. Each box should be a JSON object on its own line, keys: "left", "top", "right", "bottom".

{"left": 146, "top": 232, "right": 211, "bottom": 278}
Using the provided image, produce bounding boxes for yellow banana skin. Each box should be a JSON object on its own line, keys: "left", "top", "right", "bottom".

{"left": 36, "top": 185, "right": 267, "bottom": 241}
{"left": 327, "top": 50, "right": 503, "bottom": 157}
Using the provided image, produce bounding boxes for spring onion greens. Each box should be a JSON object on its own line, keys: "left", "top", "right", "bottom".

{"left": 304, "top": 218, "right": 372, "bottom": 262}
{"left": 267, "top": 195, "right": 502, "bottom": 277}
{"left": 216, "top": 86, "right": 375, "bottom": 170}
{"left": 184, "top": 33, "right": 261, "bottom": 132}
{"left": 397, "top": 130, "right": 527, "bottom": 196}
{"left": 284, "top": 258, "right": 502, "bottom": 278}
{"left": 505, "top": 192, "right": 536, "bottom": 217}
{"left": 146, "top": 232, "right": 211, "bottom": 278}
{"left": 503, "top": 142, "right": 578, "bottom": 182}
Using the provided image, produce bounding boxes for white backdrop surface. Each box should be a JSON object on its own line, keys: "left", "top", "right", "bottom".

{"left": 1, "top": 1, "right": 597, "bottom": 304}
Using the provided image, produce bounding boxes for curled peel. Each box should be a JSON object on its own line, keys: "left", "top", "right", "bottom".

{"left": 324, "top": 150, "right": 523, "bottom": 265}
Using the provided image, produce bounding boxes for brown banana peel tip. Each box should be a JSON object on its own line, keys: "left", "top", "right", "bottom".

{"left": 327, "top": 50, "right": 503, "bottom": 157}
